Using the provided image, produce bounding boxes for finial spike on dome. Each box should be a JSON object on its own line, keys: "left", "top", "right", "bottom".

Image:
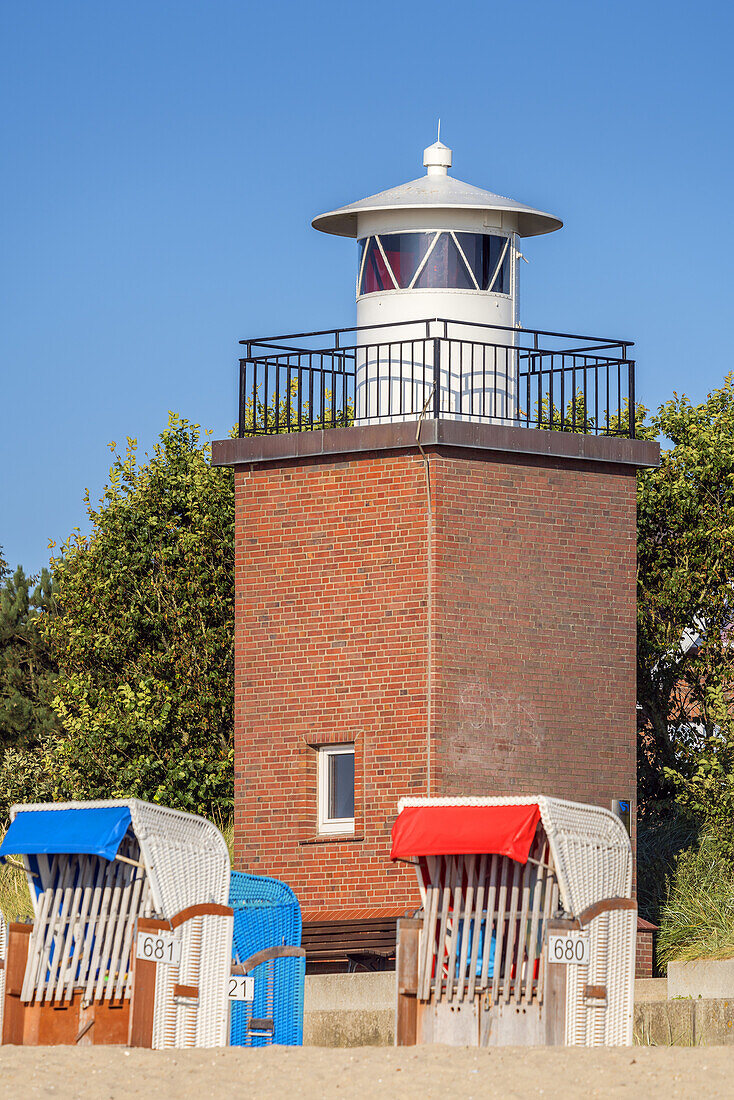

{"left": 437, "top": 118, "right": 441, "bottom": 142}
{"left": 423, "top": 135, "right": 452, "bottom": 177}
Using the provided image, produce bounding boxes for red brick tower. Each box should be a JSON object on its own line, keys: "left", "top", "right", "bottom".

{"left": 212, "top": 142, "right": 659, "bottom": 964}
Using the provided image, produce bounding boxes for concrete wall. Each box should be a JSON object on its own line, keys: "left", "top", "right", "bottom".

{"left": 668, "top": 959, "right": 734, "bottom": 999}
{"left": 304, "top": 972, "right": 394, "bottom": 1047}
{"left": 303, "top": 972, "right": 734, "bottom": 1048}
{"left": 634, "top": 999, "right": 734, "bottom": 1046}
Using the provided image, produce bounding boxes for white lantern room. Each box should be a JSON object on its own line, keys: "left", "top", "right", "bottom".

{"left": 312, "top": 140, "right": 562, "bottom": 424}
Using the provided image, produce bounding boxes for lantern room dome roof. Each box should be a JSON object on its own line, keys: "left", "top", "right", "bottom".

{"left": 312, "top": 141, "right": 563, "bottom": 239}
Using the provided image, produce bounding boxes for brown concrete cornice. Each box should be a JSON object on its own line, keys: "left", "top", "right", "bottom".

{"left": 211, "top": 419, "right": 660, "bottom": 471}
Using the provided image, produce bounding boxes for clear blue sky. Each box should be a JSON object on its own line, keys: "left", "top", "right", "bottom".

{"left": 2, "top": 0, "right": 732, "bottom": 575}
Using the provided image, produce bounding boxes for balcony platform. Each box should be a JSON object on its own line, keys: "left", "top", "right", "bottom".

{"left": 234, "top": 318, "right": 643, "bottom": 442}
{"left": 212, "top": 418, "right": 659, "bottom": 471}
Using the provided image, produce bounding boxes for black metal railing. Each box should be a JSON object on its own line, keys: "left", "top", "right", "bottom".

{"left": 238, "top": 318, "right": 636, "bottom": 439}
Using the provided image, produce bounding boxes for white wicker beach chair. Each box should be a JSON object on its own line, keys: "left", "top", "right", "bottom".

{"left": 393, "top": 795, "right": 636, "bottom": 1048}
{"left": 0, "top": 799, "right": 233, "bottom": 1049}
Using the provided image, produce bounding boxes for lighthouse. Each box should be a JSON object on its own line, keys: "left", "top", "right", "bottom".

{"left": 213, "top": 139, "right": 658, "bottom": 972}
{"left": 312, "top": 140, "right": 562, "bottom": 424}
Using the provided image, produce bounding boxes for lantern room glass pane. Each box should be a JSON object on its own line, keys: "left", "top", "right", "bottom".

{"left": 328, "top": 750, "right": 354, "bottom": 820}
{"left": 414, "top": 233, "right": 474, "bottom": 290}
{"left": 379, "top": 233, "right": 432, "bottom": 289}
{"left": 358, "top": 232, "right": 511, "bottom": 294}
{"left": 456, "top": 233, "right": 510, "bottom": 293}
{"left": 360, "top": 238, "right": 393, "bottom": 294}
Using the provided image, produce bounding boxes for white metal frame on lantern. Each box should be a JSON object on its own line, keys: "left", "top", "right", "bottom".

{"left": 393, "top": 795, "right": 636, "bottom": 1048}
{"left": 1, "top": 799, "right": 233, "bottom": 1049}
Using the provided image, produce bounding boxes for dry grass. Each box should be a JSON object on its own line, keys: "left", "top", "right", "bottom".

{"left": 0, "top": 847, "right": 33, "bottom": 922}
{"left": 657, "top": 826, "right": 734, "bottom": 965}
{"left": 221, "top": 818, "right": 234, "bottom": 864}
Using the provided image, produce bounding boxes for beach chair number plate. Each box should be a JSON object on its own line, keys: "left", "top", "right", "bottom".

{"left": 136, "top": 931, "right": 182, "bottom": 967}
{"left": 228, "top": 976, "right": 255, "bottom": 1001}
{"left": 548, "top": 932, "right": 590, "bottom": 965}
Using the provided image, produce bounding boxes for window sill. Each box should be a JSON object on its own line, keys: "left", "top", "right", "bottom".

{"left": 299, "top": 833, "right": 364, "bottom": 846}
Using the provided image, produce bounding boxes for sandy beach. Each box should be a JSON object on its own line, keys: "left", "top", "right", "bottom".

{"left": 0, "top": 1045, "right": 731, "bottom": 1100}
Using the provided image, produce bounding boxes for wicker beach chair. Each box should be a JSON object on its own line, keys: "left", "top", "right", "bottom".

{"left": 0, "top": 799, "right": 233, "bottom": 1049}
{"left": 393, "top": 796, "right": 636, "bottom": 1047}
{"left": 228, "top": 871, "right": 305, "bottom": 1047}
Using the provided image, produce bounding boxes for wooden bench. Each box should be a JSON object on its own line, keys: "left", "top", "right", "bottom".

{"left": 301, "top": 913, "right": 409, "bottom": 970}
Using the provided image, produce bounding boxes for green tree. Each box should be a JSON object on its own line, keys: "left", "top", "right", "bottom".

{"left": 40, "top": 414, "right": 235, "bottom": 816}
{"left": 636, "top": 374, "right": 734, "bottom": 827}
{"left": 0, "top": 550, "right": 60, "bottom": 752}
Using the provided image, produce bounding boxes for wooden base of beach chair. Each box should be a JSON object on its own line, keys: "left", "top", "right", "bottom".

{"left": 2, "top": 923, "right": 130, "bottom": 1046}
{"left": 18, "top": 995, "right": 130, "bottom": 1047}
{"left": 3, "top": 902, "right": 233, "bottom": 1049}
{"left": 396, "top": 915, "right": 569, "bottom": 1047}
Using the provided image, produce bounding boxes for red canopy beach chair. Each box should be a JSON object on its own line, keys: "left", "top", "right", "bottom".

{"left": 392, "top": 796, "right": 636, "bottom": 1047}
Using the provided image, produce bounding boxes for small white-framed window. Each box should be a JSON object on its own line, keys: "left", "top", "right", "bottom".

{"left": 318, "top": 744, "right": 355, "bottom": 835}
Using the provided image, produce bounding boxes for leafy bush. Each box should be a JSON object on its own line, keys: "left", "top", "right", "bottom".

{"left": 637, "top": 375, "right": 734, "bottom": 808}
{"left": 41, "top": 414, "right": 235, "bottom": 818}
{"left": 0, "top": 740, "right": 62, "bottom": 822}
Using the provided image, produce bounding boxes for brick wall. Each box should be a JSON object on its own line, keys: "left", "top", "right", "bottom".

{"left": 635, "top": 918, "right": 658, "bottom": 979}
{"left": 636, "top": 928, "right": 656, "bottom": 979}
{"left": 231, "top": 439, "right": 640, "bottom": 911}
{"left": 431, "top": 451, "right": 638, "bottom": 817}
{"left": 233, "top": 451, "right": 429, "bottom": 912}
